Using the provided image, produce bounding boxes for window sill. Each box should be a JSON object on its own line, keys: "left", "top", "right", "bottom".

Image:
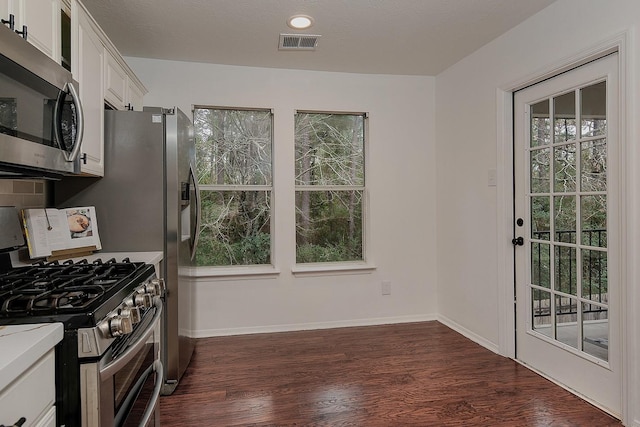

{"left": 190, "top": 265, "right": 280, "bottom": 280}
{"left": 291, "top": 261, "right": 376, "bottom": 277}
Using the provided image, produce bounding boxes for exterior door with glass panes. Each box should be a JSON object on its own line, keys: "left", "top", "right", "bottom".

{"left": 514, "top": 53, "right": 621, "bottom": 416}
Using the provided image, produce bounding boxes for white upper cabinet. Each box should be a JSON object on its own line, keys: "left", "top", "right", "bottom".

{"left": 0, "top": 0, "right": 61, "bottom": 62}
{"left": 104, "top": 50, "right": 127, "bottom": 109}
{"left": 73, "top": 2, "right": 104, "bottom": 176}
{"left": 104, "top": 49, "right": 147, "bottom": 111}
{"left": 71, "top": 0, "right": 147, "bottom": 176}
{"left": 127, "top": 78, "right": 145, "bottom": 111}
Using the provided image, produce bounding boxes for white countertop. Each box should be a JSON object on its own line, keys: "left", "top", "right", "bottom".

{"left": 0, "top": 323, "right": 63, "bottom": 391}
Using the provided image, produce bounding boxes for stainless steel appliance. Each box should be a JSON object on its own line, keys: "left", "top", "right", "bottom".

{"left": 55, "top": 107, "right": 199, "bottom": 395}
{"left": 0, "top": 25, "right": 84, "bottom": 178}
{"left": 0, "top": 250, "right": 164, "bottom": 426}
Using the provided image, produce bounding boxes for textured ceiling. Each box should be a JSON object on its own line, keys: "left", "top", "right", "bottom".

{"left": 80, "top": 0, "right": 557, "bottom": 76}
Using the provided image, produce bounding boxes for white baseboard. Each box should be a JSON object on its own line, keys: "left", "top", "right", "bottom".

{"left": 436, "top": 314, "right": 500, "bottom": 355}
{"left": 188, "top": 313, "right": 438, "bottom": 338}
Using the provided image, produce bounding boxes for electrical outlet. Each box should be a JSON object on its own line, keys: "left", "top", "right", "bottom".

{"left": 381, "top": 280, "right": 391, "bottom": 295}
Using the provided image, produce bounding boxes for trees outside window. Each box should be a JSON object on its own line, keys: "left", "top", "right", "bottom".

{"left": 194, "top": 107, "right": 272, "bottom": 266}
{"left": 294, "top": 112, "right": 366, "bottom": 263}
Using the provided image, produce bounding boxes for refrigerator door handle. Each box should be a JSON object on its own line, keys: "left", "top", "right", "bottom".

{"left": 189, "top": 163, "right": 201, "bottom": 261}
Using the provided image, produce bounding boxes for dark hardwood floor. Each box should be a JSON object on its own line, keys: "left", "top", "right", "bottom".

{"left": 160, "top": 321, "right": 621, "bottom": 426}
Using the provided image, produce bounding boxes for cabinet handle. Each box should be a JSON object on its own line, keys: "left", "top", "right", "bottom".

{"left": 0, "top": 417, "right": 27, "bottom": 427}
{"left": 1, "top": 14, "right": 14, "bottom": 30}
{"left": 15, "top": 25, "right": 27, "bottom": 40}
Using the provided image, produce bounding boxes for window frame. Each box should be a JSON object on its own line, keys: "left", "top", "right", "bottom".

{"left": 293, "top": 109, "right": 372, "bottom": 271}
{"left": 192, "top": 105, "right": 275, "bottom": 271}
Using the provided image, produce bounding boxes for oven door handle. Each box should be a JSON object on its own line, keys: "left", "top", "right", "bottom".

{"left": 99, "top": 298, "right": 163, "bottom": 380}
{"left": 114, "top": 359, "right": 164, "bottom": 427}
{"left": 140, "top": 359, "right": 164, "bottom": 427}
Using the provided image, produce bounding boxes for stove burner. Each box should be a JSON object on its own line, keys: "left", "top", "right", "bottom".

{"left": 0, "top": 257, "right": 147, "bottom": 317}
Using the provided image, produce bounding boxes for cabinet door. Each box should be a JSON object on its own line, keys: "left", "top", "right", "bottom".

{"left": 76, "top": 7, "right": 104, "bottom": 176}
{"left": 16, "top": 0, "right": 60, "bottom": 61}
{"left": 105, "top": 51, "right": 127, "bottom": 109}
{"left": 0, "top": 1, "right": 9, "bottom": 22}
{"left": 127, "top": 79, "right": 145, "bottom": 111}
{"left": 0, "top": 351, "right": 55, "bottom": 426}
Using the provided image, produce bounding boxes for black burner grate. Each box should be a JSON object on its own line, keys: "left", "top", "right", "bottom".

{"left": 0, "top": 257, "right": 146, "bottom": 316}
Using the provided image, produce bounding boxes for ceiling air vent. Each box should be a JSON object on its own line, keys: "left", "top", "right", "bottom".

{"left": 279, "top": 34, "right": 320, "bottom": 51}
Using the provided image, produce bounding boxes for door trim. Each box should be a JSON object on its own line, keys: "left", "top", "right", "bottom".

{"left": 495, "top": 31, "right": 631, "bottom": 423}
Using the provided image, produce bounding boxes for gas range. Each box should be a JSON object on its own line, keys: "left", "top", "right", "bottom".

{"left": 0, "top": 256, "right": 164, "bottom": 426}
{"left": 0, "top": 257, "right": 154, "bottom": 326}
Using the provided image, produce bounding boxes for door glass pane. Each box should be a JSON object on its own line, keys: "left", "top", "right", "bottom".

{"left": 581, "top": 195, "right": 607, "bottom": 247}
{"left": 555, "top": 246, "right": 576, "bottom": 295}
{"left": 582, "top": 302, "right": 608, "bottom": 361}
{"left": 581, "top": 81, "right": 606, "bottom": 138}
{"left": 582, "top": 249, "right": 608, "bottom": 302}
{"left": 531, "top": 100, "right": 550, "bottom": 147}
{"left": 554, "top": 91, "right": 576, "bottom": 143}
{"left": 554, "top": 143, "right": 576, "bottom": 192}
{"left": 531, "top": 196, "right": 550, "bottom": 240}
{"left": 556, "top": 295, "right": 578, "bottom": 349}
{"left": 530, "top": 148, "right": 550, "bottom": 193}
{"left": 531, "top": 242, "right": 550, "bottom": 288}
{"left": 581, "top": 139, "right": 607, "bottom": 192}
{"left": 554, "top": 195, "right": 576, "bottom": 243}
{"left": 532, "top": 289, "right": 552, "bottom": 338}
{"left": 523, "top": 66, "right": 613, "bottom": 368}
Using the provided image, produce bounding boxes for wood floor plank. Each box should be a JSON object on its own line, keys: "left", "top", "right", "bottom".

{"left": 160, "top": 321, "right": 622, "bottom": 426}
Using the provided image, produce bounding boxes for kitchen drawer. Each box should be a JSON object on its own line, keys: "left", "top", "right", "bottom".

{"left": 0, "top": 349, "right": 55, "bottom": 426}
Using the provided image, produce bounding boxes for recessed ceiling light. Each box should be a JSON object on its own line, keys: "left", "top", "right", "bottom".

{"left": 287, "top": 15, "right": 314, "bottom": 30}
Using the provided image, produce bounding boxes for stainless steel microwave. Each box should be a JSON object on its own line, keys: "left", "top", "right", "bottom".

{"left": 0, "top": 25, "right": 84, "bottom": 179}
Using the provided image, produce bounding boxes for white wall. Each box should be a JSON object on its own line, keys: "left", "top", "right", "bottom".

{"left": 126, "top": 58, "right": 438, "bottom": 335}
{"left": 435, "top": 0, "right": 640, "bottom": 424}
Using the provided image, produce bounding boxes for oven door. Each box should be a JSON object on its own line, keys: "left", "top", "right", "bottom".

{"left": 81, "top": 299, "right": 163, "bottom": 426}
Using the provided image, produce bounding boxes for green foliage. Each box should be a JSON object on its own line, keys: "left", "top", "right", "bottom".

{"left": 295, "top": 190, "right": 363, "bottom": 263}
{"left": 296, "top": 241, "right": 361, "bottom": 263}
{"left": 196, "top": 231, "right": 270, "bottom": 266}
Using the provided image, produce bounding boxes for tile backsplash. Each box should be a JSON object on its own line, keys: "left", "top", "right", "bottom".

{"left": 0, "top": 180, "right": 47, "bottom": 209}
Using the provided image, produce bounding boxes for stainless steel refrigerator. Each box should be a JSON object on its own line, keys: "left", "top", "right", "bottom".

{"left": 55, "top": 107, "right": 199, "bottom": 395}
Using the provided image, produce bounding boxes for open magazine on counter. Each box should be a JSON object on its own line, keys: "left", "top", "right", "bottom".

{"left": 21, "top": 206, "right": 102, "bottom": 259}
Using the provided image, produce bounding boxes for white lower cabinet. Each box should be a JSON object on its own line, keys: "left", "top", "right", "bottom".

{"left": 0, "top": 350, "right": 56, "bottom": 427}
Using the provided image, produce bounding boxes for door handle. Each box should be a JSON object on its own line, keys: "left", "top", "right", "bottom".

{"left": 512, "top": 236, "right": 524, "bottom": 246}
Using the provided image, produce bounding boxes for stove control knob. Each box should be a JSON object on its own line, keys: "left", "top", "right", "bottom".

{"left": 120, "top": 306, "right": 141, "bottom": 324}
{"left": 133, "top": 293, "right": 153, "bottom": 308}
{"left": 99, "top": 315, "right": 133, "bottom": 338}
{"left": 137, "top": 278, "right": 165, "bottom": 297}
{"left": 150, "top": 278, "right": 166, "bottom": 296}
{"left": 123, "top": 293, "right": 153, "bottom": 309}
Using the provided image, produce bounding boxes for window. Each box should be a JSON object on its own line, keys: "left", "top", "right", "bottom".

{"left": 294, "top": 111, "right": 366, "bottom": 263}
{"left": 193, "top": 107, "right": 272, "bottom": 266}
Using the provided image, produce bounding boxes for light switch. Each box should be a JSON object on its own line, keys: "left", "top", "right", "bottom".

{"left": 488, "top": 169, "right": 497, "bottom": 187}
